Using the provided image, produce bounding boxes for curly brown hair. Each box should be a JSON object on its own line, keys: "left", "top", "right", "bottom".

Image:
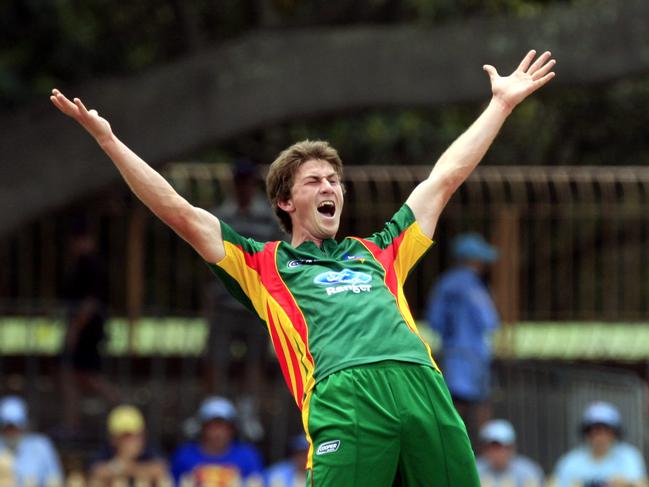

{"left": 266, "top": 140, "right": 344, "bottom": 234}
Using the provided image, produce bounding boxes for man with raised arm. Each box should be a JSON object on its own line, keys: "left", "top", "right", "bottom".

{"left": 51, "top": 50, "right": 555, "bottom": 486}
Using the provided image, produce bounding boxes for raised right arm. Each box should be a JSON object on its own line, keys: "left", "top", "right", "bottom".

{"left": 50, "top": 89, "right": 225, "bottom": 263}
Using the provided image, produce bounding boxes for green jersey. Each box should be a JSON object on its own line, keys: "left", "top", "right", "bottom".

{"left": 207, "top": 204, "right": 437, "bottom": 410}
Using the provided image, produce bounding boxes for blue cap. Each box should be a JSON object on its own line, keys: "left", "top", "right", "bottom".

{"left": 198, "top": 396, "right": 237, "bottom": 423}
{"left": 480, "top": 419, "right": 516, "bottom": 445}
{"left": 452, "top": 233, "right": 498, "bottom": 263}
{"left": 0, "top": 396, "right": 28, "bottom": 428}
{"left": 582, "top": 401, "right": 621, "bottom": 430}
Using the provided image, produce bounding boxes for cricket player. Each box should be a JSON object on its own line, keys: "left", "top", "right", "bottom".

{"left": 51, "top": 49, "right": 555, "bottom": 486}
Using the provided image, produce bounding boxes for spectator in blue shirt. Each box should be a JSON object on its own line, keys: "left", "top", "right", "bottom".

{"left": 264, "top": 435, "right": 309, "bottom": 487}
{"left": 426, "top": 233, "right": 500, "bottom": 440}
{"left": 476, "top": 419, "right": 544, "bottom": 487}
{"left": 171, "top": 396, "right": 263, "bottom": 486}
{"left": 553, "top": 401, "right": 647, "bottom": 487}
{"left": 0, "top": 396, "right": 63, "bottom": 487}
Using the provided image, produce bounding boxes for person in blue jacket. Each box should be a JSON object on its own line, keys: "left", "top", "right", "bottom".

{"left": 171, "top": 396, "right": 263, "bottom": 486}
{"left": 426, "top": 233, "right": 500, "bottom": 441}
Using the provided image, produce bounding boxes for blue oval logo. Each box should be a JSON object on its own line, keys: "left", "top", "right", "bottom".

{"left": 313, "top": 269, "right": 372, "bottom": 286}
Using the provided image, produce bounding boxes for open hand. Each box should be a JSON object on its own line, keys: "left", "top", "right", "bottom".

{"left": 50, "top": 89, "right": 113, "bottom": 144}
{"left": 483, "top": 50, "right": 556, "bottom": 112}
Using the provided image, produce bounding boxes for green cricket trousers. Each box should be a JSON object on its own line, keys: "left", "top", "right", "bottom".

{"left": 303, "top": 361, "right": 480, "bottom": 486}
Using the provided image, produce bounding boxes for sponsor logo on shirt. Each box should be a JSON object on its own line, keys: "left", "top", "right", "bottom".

{"left": 316, "top": 440, "right": 341, "bottom": 455}
{"left": 343, "top": 254, "right": 366, "bottom": 263}
{"left": 287, "top": 258, "right": 319, "bottom": 268}
{"left": 313, "top": 269, "right": 372, "bottom": 296}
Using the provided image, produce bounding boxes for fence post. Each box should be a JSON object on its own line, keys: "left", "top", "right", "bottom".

{"left": 492, "top": 206, "right": 520, "bottom": 357}
{"left": 126, "top": 207, "right": 146, "bottom": 353}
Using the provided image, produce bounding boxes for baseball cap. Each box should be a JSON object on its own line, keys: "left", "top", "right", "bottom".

{"left": 581, "top": 401, "right": 621, "bottom": 432}
{"left": 0, "top": 396, "right": 28, "bottom": 429}
{"left": 198, "top": 396, "right": 237, "bottom": 423}
{"left": 107, "top": 405, "right": 145, "bottom": 436}
{"left": 452, "top": 233, "right": 498, "bottom": 263}
{"left": 480, "top": 419, "right": 516, "bottom": 445}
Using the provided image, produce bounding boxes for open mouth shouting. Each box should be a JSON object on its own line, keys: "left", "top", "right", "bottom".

{"left": 317, "top": 200, "right": 336, "bottom": 218}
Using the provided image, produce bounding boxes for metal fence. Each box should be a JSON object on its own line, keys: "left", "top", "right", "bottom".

{"left": 4, "top": 164, "right": 649, "bottom": 323}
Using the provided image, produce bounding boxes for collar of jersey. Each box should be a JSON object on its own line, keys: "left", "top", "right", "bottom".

{"left": 295, "top": 238, "right": 339, "bottom": 256}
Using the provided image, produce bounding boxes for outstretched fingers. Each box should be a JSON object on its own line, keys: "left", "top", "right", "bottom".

{"left": 516, "top": 50, "right": 537, "bottom": 73}
{"left": 532, "top": 71, "right": 556, "bottom": 90}
{"left": 527, "top": 51, "right": 552, "bottom": 75}
{"left": 50, "top": 89, "right": 79, "bottom": 117}
{"left": 532, "top": 58, "right": 556, "bottom": 81}
{"left": 73, "top": 97, "right": 90, "bottom": 116}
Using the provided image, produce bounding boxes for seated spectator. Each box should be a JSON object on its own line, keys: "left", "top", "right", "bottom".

{"left": 553, "top": 401, "right": 647, "bottom": 487}
{"left": 0, "top": 396, "right": 63, "bottom": 487}
{"left": 88, "top": 404, "right": 169, "bottom": 486}
{"left": 171, "top": 396, "right": 263, "bottom": 486}
{"left": 264, "top": 435, "right": 308, "bottom": 487}
{"left": 476, "top": 419, "right": 544, "bottom": 487}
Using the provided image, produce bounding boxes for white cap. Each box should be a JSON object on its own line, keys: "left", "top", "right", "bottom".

{"left": 198, "top": 396, "right": 237, "bottom": 423}
{"left": 480, "top": 419, "right": 516, "bottom": 445}
{"left": 0, "top": 396, "right": 28, "bottom": 428}
{"left": 582, "top": 401, "right": 621, "bottom": 430}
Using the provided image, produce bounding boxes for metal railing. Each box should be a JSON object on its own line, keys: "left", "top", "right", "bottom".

{"left": 4, "top": 164, "right": 649, "bottom": 323}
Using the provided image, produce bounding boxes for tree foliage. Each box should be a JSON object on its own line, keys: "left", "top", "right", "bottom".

{"left": 0, "top": 0, "right": 570, "bottom": 109}
{"left": 3, "top": 0, "right": 648, "bottom": 167}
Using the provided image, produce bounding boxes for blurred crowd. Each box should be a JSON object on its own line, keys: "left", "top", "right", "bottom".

{"left": 0, "top": 393, "right": 646, "bottom": 487}
{"left": 0, "top": 394, "right": 307, "bottom": 487}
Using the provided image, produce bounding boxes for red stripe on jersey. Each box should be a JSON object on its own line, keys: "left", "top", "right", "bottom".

{"left": 266, "top": 302, "right": 296, "bottom": 400}
{"left": 353, "top": 233, "right": 406, "bottom": 298}
{"left": 256, "top": 242, "right": 315, "bottom": 367}
{"left": 279, "top": 323, "right": 305, "bottom": 408}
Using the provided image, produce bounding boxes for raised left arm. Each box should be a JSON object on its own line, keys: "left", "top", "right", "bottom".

{"left": 407, "top": 49, "right": 556, "bottom": 237}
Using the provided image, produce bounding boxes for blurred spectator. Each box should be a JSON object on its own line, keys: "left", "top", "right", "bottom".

{"left": 425, "top": 233, "right": 500, "bottom": 440}
{"left": 553, "top": 401, "right": 647, "bottom": 487}
{"left": 171, "top": 396, "right": 263, "bottom": 486}
{"left": 0, "top": 396, "right": 63, "bottom": 486}
{"left": 264, "top": 435, "right": 308, "bottom": 487}
{"left": 60, "top": 219, "right": 119, "bottom": 434}
{"left": 87, "top": 404, "right": 169, "bottom": 486}
{"left": 476, "top": 419, "right": 544, "bottom": 487}
{"left": 205, "top": 160, "right": 282, "bottom": 439}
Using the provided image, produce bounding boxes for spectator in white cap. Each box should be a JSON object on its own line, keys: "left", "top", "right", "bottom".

{"left": 0, "top": 396, "right": 63, "bottom": 487}
{"left": 553, "top": 401, "right": 647, "bottom": 487}
{"left": 171, "top": 396, "right": 263, "bottom": 486}
{"left": 476, "top": 419, "right": 544, "bottom": 487}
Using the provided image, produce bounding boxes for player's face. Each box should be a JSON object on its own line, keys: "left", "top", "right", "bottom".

{"left": 281, "top": 159, "right": 344, "bottom": 243}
